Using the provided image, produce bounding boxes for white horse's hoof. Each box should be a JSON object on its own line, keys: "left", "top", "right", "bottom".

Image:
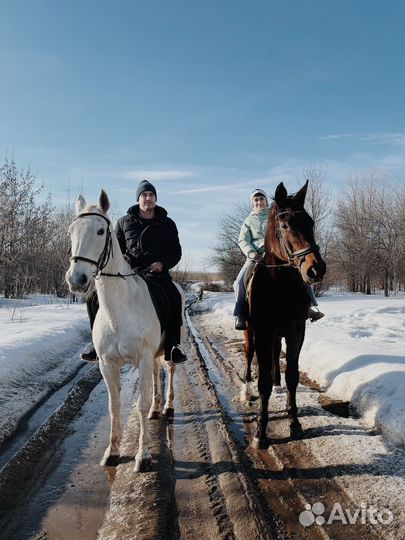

{"left": 162, "top": 406, "right": 174, "bottom": 417}
{"left": 134, "top": 456, "right": 152, "bottom": 472}
{"left": 100, "top": 452, "right": 120, "bottom": 467}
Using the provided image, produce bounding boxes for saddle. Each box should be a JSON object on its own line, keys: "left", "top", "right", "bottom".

{"left": 140, "top": 274, "right": 170, "bottom": 334}
{"left": 243, "top": 262, "right": 257, "bottom": 295}
{"left": 243, "top": 262, "right": 260, "bottom": 317}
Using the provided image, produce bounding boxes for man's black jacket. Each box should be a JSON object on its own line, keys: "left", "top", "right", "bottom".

{"left": 115, "top": 204, "right": 182, "bottom": 276}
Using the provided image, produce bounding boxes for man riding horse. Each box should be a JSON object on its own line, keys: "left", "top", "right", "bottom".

{"left": 81, "top": 180, "right": 187, "bottom": 364}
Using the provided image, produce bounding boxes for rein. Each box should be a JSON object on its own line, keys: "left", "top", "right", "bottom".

{"left": 69, "top": 212, "right": 139, "bottom": 279}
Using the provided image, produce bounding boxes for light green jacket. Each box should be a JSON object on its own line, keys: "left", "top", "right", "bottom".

{"left": 238, "top": 207, "right": 270, "bottom": 258}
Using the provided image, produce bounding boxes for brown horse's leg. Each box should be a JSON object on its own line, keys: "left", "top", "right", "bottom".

{"left": 240, "top": 326, "right": 254, "bottom": 402}
{"left": 285, "top": 325, "right": 305, "bottom": 437}
{"left": 272, "top": 337, "right": 282, "bottom": 387}
{"left": 251, "top": 332, "right": 273, "bottom": 449}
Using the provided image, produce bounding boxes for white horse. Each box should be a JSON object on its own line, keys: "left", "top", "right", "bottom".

{"left": 65, "top": 190, "right": 183, "bottom": 472}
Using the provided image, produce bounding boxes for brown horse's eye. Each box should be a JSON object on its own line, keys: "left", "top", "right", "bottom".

{"left": 97, "top": 228, "right": 105, "bottom": 236}
{"left": 280, "top": 222, "right": 289, "bottom": 230}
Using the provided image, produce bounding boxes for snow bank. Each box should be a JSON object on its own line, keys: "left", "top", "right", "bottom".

{"left": 0, "top": 296, "right": 89, "bottom": 443}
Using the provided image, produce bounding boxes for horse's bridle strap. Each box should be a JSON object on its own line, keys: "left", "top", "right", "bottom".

{"left": 73, "top": 212, "right": 111, "bottom": 225}
{"left": 70, "top": 255, "right": 99, "bottom": 265}
{"left": 70, "top": 212, "right": 113, "bottom": 271}
{"left": 289, "top": 244, "right": 320, "bottom": 260}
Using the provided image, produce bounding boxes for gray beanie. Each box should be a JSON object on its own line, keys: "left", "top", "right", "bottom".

{"left": 136, "top": 180, "right": 157, "bottom": 201}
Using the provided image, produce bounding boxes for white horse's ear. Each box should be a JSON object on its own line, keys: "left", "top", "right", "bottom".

{"left": 99, "top": 189, "right": 110, "bottom": 213}
{"left": 76, "top": 194, "right": 86, "bottom": 215}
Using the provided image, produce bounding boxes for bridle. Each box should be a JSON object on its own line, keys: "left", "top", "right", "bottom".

{"left": 257, "top": 208, "right": 320, "bottom": 270}
{"left": 69, "top": 212, "right": 137, "bottom": 280}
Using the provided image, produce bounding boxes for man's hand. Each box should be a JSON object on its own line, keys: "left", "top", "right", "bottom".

{"left": 149, "top": 261, "right": 164, "bottom": 273}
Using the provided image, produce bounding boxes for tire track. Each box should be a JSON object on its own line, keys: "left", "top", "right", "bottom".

{"left": 191, "top": 312, "right": 404, "bottom": 540}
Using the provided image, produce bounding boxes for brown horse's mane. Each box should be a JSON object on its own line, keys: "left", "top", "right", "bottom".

{"left": 266, "top": 203, "right": 282, "bottom": 260}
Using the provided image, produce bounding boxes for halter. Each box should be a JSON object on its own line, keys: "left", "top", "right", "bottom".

{"left": 257, "top": 208, "right": 320, "bottom": 269}
{"left": 69, "top": 212, "right": 114, "bottom": 277}
{"left": 70, "top": 212, "right": 141, "bottom": 280}
{"left": 276, "top": 209, "right": 320, "bottom": 266}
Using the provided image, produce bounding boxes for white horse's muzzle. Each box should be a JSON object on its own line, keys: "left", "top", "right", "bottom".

{"left": 65, "top": 263, "right": 93, "bottom": 293}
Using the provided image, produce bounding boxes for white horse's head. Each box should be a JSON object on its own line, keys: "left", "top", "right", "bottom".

{"left": 65, "top": 190, "right": 111, "bottom": 294}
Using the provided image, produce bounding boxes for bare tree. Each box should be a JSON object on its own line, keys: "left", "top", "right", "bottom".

{"left": 0, "top": 159, "right": 54, "bottom": 297}
{"left": 334, "top": 171, "right": 403, "bottom": 296}
{"left": 209, "top": 202, "right": 251, "bottom": 288}
{"left": 303, "top": 166, "right": 334, "bottom": 294}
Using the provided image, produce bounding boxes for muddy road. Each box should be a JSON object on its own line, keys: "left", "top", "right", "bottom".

{"left": 0, "top": 310, "right": 404, "bottom": 540}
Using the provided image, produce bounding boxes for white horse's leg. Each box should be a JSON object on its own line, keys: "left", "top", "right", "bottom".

{"left": 99, "top": 360, "right": 122, "bottom": 466}
{"left": 135, "top": 357, "right": 154, "bottom": 472}
{"left": 148, "top": 356, "right": 162, "bottom": 419}
{"left": 163, "top": 361, "right": 176, "bottom": 416}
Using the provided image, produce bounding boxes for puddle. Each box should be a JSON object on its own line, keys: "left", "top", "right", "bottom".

{"left": 0, "top": 365, "right": 138, "bottom": 540}
{"left": 0, "top": 363, "right": 91, "bottom": 471}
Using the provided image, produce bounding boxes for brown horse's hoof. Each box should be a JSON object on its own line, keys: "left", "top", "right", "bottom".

{"left": 251, "top": 436, "right": 269, "bottom": 449}
{"left": 290, "top": 421, "right": 304, "bottom": 439}
{"left": 148, "top": 410, "right": 160, "bottom": 420}
{"left": 102, "top": 454, "right": 120, "bottom": 467}
{"left": 163, "top": 407, "right": 174, "bottom": 417}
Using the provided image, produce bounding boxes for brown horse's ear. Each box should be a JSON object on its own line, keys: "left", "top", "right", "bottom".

{"left": 274, "top": 182, "right": 287, "bottom": 206}
{"left": 98, "top": 189, "right": 110, "bottom": 213}
{"left": 295, "top": 180, "right": 309, "bottom": 207}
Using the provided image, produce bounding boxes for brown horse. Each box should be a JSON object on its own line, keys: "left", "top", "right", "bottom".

{"left": 242, "top": 180, "right": 326, "bottom": 449}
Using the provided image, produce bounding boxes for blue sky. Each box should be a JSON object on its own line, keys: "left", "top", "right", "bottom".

{"left": 1, "top": 0, "right": 404, "bottom": 270}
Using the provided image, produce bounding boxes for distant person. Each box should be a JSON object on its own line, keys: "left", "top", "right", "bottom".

{"left": 81, "top": 180, "right": 187, "bottom": 364}
{"left": 233, "top": 188, "right": 324, "bottom": 330}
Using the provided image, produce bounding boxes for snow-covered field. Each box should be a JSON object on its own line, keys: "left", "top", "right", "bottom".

{"left": 0, "top": 295, "right": 89, "bottom": 444}
{"left": 192, "top": 291, "right": 405, "bottom": 447}
{"left": 1, "top": 291, "right": 403, "bottom": 450}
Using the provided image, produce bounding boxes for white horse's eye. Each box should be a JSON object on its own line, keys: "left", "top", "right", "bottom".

{"left": 97, "top": 228, "right": 105, "bottom": 236}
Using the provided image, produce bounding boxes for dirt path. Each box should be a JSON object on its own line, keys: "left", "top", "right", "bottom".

{"left": 1, "top": 310, "right": 403, "bottom": 540}
{"left": 99, "top": 313, "right": 405, "bottom": 540}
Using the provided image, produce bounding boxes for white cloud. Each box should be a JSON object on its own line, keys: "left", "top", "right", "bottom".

{"left": 122, "top": 169, "right": 197, "bottom": 181}
{"left": 175, "top": 184, "right": 233, "bottom": 194}
{"left": 319, "top": 132, "right": 405, "bottom": 146}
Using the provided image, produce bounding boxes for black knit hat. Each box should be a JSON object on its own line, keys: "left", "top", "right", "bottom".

{"left": 136, "top": 180, "right": 157, "bottom": 201}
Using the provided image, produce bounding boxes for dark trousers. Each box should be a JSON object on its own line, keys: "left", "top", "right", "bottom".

{"left": 85, "top": 277, "right": 182, "bottom": 360}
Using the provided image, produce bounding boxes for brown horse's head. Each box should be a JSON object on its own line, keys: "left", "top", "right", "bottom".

{"left": 267, "top": 180, "right": 326, "bottom": 284}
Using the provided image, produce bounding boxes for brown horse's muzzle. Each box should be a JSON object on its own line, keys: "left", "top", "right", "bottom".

{"left": 301, "top": 253, "right": 326, "bottom": 284}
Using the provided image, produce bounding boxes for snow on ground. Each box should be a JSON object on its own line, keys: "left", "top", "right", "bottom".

{"left": 193, "top": 291, "right": 405, "bottom": 447}
{"left": 0, "top": 295, "right": 89, "bottom": 444}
